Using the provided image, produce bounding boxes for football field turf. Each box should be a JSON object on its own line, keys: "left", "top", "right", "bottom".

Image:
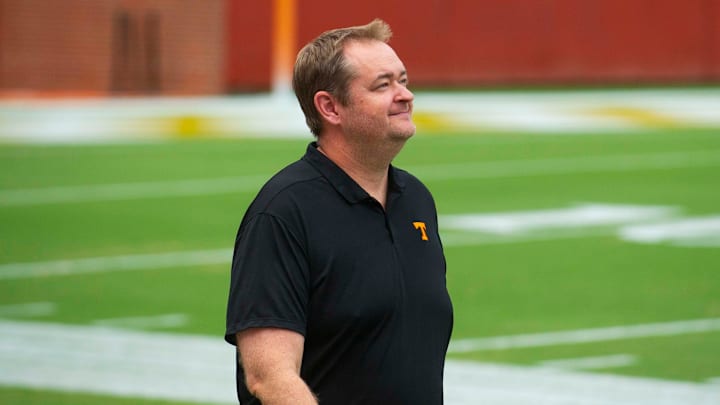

{"left": 1, "top": 127, "right": 719, "bottom": 403}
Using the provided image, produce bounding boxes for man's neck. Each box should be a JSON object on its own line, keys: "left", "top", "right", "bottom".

{"left": 317, "top": 138, "right": 404, "bottom": 208}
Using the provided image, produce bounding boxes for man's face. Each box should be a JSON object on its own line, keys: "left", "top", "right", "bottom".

{"left": 338, "top": 40, "right": 415, "bottom": 144}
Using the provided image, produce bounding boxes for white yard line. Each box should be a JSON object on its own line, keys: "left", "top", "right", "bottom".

{"left": 0, "top": 320, "right": 717, "bottom": 405}
{"left": 441, "top": 203, "right": 677, "bottom": 235}
{"left": 0, "top": 249, "right": 230, "bottom": 280}
{"left": 443, "top": 360, "right": 719, "bottom": 405}
{"left": 620, "top": 216, "right": 720, "bottom": 247}
{"left": 92, "top": 313, "right": 189, "bottom": 330}
{"left": 0, "top": 319, "right": 234, "bottom": 404}
{"left": 448, "top": 318, "right": 720, "bottom": 353}
{"left": 441, "top": 205, "right": 720, "bottom": 248}
{"left": 0, "top": 175, "right": 268, "bottom": 206}
{"left": 2, "top": 149, "right": 719, "bottom": 206}
{"left": 538, "top": 354, "right": 638, "bottom": 371}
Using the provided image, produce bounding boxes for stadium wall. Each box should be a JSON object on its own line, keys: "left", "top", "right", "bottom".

{"left": 228, "top": 0, "right": 720, "bottom": 90}
{"left": 0, "top": 0, "right": 718, "bottom": 95}
{"left": 0, "top": 0, "right": 224, "bottom": 96}
{"left": 225, "top": 1, "right": 272, "bottom": 92}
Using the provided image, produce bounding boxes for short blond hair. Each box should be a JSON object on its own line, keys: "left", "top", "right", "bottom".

{"left": 292, "top": 19, "right": 393, "bottom": 136}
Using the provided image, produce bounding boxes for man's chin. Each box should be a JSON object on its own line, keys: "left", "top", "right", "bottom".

{"left": 393, "top": 120, "right": 416, "bottom": 138}
{"left": 395, "top": 124, "right": 416, "bottom": 139}
{"left": 389, "top": 131, "right": 415, "bottom": 144}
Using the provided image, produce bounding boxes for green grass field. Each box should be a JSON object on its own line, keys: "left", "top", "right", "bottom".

{"left": 1, "top": 127, "right": 719, "bottom": 403}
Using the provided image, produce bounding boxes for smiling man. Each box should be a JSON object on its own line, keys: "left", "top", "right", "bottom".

{"left": 225, "top": 19, "right": 453, "bottom": 404}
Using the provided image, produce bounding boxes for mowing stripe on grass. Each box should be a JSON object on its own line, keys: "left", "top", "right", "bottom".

{"left": 0, "top": 202, "right": 713, "bottom": 279}
{"left": 0, "top": 319, "right": 717, "bottom": 405}
{"left": 0, "top": 232, "right": 626, "bottom": 280}
{"left": 448, "top": 318, "right": 720, "bottom": 353}
{"left": 0, "top": 302, "right": 56, "bottom": 317}
{"left": 410, "top": 149, "right": 720, "bottom": 181}
{"left": 2, "top": 149, "right": 720, "bottom": 206}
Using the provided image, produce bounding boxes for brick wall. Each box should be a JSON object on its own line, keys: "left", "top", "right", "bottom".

{"left": 0, "top": 0, "right": 225, "bottom": 95}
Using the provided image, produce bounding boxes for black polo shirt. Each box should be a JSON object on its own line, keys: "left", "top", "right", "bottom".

{"left": 225, "top": 142, "right": 453, "bottom": 404}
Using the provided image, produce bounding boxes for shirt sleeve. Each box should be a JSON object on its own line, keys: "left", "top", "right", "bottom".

{"left": 225, "top": 212, "right": 310, "bottom": 345}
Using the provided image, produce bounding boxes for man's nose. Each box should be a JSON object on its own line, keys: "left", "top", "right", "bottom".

{"left": 396, "top": 83, "right": 414, "bottom": 102}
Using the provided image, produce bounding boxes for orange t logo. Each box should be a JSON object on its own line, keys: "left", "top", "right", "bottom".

{"left": 413, "top": 221, "right": 429, "bottom": 241}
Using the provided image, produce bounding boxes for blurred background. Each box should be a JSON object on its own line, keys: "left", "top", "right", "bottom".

{"left": 2, "top": 0, "right": 719, "bottom": 95}
{"left": 1, "top": 1, "right": 719, "bottom": 404}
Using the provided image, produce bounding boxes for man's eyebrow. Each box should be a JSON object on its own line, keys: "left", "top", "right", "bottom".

{"left": 374, "top": 70, "right": 408, "bottom": 81}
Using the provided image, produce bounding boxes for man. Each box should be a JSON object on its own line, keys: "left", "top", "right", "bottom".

{"left": 225, "top": 19, "right": 453, "bottom": 404}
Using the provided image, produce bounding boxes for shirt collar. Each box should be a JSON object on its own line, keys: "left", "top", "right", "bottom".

{"left": 302, "top": 142, "right": 406, "bottom": 205}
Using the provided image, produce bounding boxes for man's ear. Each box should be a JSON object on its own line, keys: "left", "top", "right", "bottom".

{"left": 314, "top": 91, "right": 342, "bottom": 126}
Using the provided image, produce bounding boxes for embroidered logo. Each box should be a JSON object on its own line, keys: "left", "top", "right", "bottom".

{"left": 413, "top": 221, "right": 429, "bottom": 241}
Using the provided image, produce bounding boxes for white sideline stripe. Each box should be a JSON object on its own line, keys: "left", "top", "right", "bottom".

{"left": 0, "top": 320, "right": 718, "bottom": 405}
{"left": 92, "top": 313, "right": 189, "bottom": 330}
{"left": 539, "top": 354, "right": 638, "bottom": 371}
{"left": 448, "top": 318, "right": 720, "bottom": 353}
{"left": 0, "top": 249, "right": 230, "bottom": 280}
{"left": 0, "top": 302, "right": 56, "bottom": 317}
{"left": 2, "top": 149, "right": 720, "bottom": 206}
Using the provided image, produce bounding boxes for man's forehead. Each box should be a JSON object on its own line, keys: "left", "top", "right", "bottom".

{"left": 343, "top": 40, "right": 406, "bottom": 74}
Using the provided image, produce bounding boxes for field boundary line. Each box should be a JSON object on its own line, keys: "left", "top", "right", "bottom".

{"left": 538, "top": 354, "right": 638, "bottom": 371}
{"left": 2, "top": 149, "right": 720, "bottom": 206}
{"left": 449, "top": 318, "right": 720, "bottom": 353}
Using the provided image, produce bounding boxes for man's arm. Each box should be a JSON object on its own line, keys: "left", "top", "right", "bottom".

{"left": 237, "top": 328, "right": 317, "bottom": 405}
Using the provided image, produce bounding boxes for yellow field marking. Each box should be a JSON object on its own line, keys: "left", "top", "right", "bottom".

{"left": 585, "top": 106, "right": 683, "bottom": 128}
{"left": 412, "top": 111, "right": 481, "bottom": 133}
{"left": 174, "top": 115, "right": 209, "bottom": 138}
